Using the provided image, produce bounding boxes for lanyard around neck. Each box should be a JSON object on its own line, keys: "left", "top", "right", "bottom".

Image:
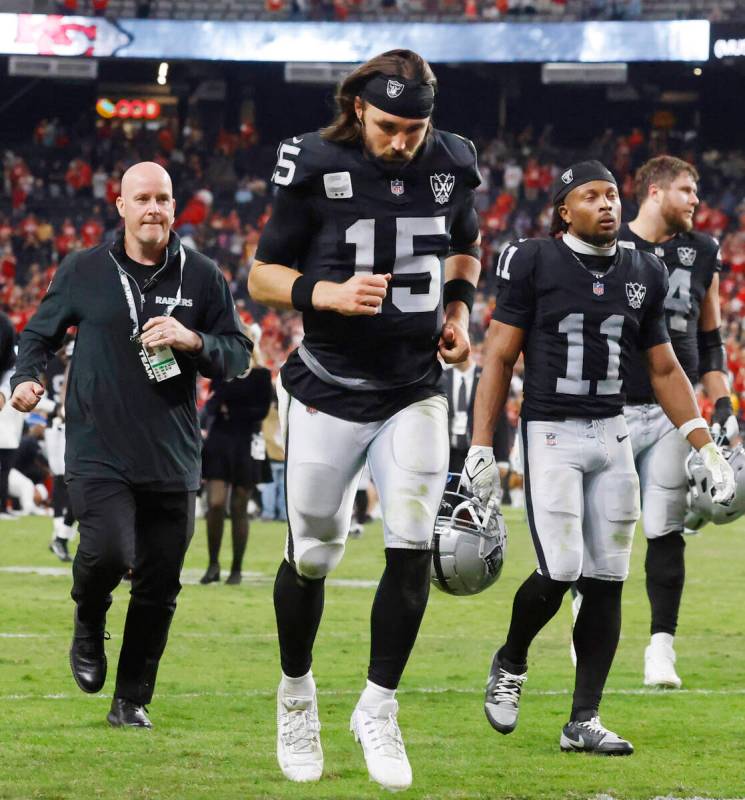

{"left": 109, "top": 245, "right": 185, "bottom": 338}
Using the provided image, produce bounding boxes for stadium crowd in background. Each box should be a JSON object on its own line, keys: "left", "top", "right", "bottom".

{"left": 2, "top": 112, "right": 744, "bottom": 435}
{"left": 0, "top": 115, "right": 737, "bottom": 530}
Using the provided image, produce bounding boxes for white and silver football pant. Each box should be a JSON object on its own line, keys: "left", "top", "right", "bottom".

{"left": 519, "top": 415, "right": 640, "bottom": 582}
{"left": 277, "top": 381, "right": 449, "bottom": 580}
{"left": 623, "top": 403, "right": 690, "bottom": 539}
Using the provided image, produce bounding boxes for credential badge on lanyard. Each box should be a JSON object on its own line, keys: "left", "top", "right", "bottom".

{"left": 109, "top": 245, "right": 186, "bottom": 384}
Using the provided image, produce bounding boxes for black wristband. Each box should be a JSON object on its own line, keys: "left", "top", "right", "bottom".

{"left": 443, "top": 279, "right": 475, "bottom": 313}
{"left": 291, "top": 274, "right": 319, "bottom": 312}
{"left": 448, "top": 244, "right": 482, "bottom": 260}
{"left": 698, "top": 327, "right": 726, "bottom": 374}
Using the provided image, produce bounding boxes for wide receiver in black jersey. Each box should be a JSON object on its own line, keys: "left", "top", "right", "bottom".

{"left": 462, "top": 161, "right": 735, "bottom": 755}
{"left": 248, "top": 50, "right": 480, "bottom": 791}
{"left": 613, "top": 156, "right": 738, "bottom": 689}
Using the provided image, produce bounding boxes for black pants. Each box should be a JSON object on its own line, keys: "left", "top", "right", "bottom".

{"left": 0, "top": 448, "right": 15, "bottom": 511}
{"left": 68, "top": 478, "right": 196, "bottom": 705}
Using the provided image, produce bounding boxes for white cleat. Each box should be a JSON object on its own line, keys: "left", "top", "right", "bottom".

{"left": 350, "top": 699, "right": 412, "bottom": 792}
{"left": 276, "top": 685, "right": 323, "bottom": 782}
{"left": 644, "top": 640, "right": 682, "bottom": 689}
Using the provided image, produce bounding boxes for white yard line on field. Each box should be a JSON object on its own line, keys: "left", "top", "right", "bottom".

{"left": 2, "top": 686, "right": 745, "bottom": 703}
{"left": 0, "top": 566, "right": 379, "bottom": 588}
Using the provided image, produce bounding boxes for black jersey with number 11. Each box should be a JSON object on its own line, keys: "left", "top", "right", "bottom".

{"left": 492, "top": 237, "right": 670, "bottom": 421}
{"left": 255, "top": 129, "right": 481, "bottom": 422}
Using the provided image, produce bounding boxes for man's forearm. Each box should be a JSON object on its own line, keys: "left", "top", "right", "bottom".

{"left": 651, "top": 364, "right": 711, "bottom": 450}
{"left": 472, "top": 357, "right": 513, "bottom": 447}
{"left": 247, "top": 262, "right": 301, "bottom": 311}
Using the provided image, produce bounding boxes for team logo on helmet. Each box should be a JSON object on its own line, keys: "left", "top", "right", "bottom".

{"left": 390, "top": 179, "right": 404, "bottom": 196}
{"left": 431, "top": 173, "right": 455, "bottom": 205}
{"left": 677, "top": 246, "right": 697, "bottom": 267}
{"left": 561, "top": 168, "right": 573, "bottom": 184}
{"left": 626, "top": 282, "right": 647, "bottom": 309}
{"left": 386, "top": 79, "right": 405, "bottom": 99}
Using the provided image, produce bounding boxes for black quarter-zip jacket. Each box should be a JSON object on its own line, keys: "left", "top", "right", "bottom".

{"left": 11, "top": 231, "right": 253, "bottom": 491}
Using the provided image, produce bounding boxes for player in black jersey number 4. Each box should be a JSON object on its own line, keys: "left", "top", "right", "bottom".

{"left": 616, "top": 156, "right": 739, "bottom": 689}
{"left": 248, "top": 50, "right": 481, "bottom": 791}
{"left": 463, "top": 161, "right": 735, "bottom": 755}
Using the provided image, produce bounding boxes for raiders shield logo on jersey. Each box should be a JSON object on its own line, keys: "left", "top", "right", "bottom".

{"left": 386, "top": 79, "right": 404, "bottom": 98}
{"left": 626, "top": 282, "right": 647, "bottom": 309}
{"left": 431, "top": 173, "right": 455, "bottom": 205}
{"left": 677, "top": 246, "right": 697, "bottom": 266}
{"left": 390, "top": 179, "right": 404, "bottom": 196}
{"left": 561, "top": 168, "right": 573, "bottom": 184}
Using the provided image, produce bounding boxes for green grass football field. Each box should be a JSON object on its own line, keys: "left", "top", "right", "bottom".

{"left": 1, "top": 509, "right": 744, "bottom": 800}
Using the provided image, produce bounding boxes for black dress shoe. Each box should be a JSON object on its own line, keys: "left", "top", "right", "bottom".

{"left": 199, "top": 563, "right": 220, "bottom": 584}
{"left": 107, "top": 697, "right": 153, "bottom": 728}
{"left": 225, "top": 570, "right": 242, "bottom": 585}
{"left": 70, "top": 613, "right": 109, "bottom": 694}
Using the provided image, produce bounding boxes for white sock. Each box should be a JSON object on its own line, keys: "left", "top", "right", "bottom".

{"left": 281, "top": 670, "right": 315, "bottom": 697}
{"left": 358, "top": 680, "right": 396, "bottom": 711}
{"left": 651, "top": 632, "right": 674, "bottom": 649}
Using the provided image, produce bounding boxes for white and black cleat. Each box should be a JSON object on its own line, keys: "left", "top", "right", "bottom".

{"left": 49, "top": 537, "right": 72, "bottom": 562}
{"left": 560, "top": 716, "right": 633, "bottom": 756}
{"left": 484, "top": 651, "right": 527, "bottom": 734}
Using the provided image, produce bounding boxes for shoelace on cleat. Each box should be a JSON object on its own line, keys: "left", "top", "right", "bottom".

{"left": 487, "top": 669, "right": 527, "bottom": 707}
{"left": 577, "top": 716, "right": 608, "bottom": 737}
{"left": 363, "top": 712, "right": 405, "bottom": 759}
{"left": 281, "top": 708, "right": 321, "bottom": 753}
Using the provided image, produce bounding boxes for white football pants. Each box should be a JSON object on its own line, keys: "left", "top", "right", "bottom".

{"left": 624, "top": 403, "right": 690, "bottom": 539}
{"left": 519, "top": 415, "right": 640, "bottom": 582}
{"left": 278, "top": 382, "right": 449, "bottom": 580}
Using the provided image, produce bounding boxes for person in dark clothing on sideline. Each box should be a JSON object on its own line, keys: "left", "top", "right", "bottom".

{"left": 10, "top": 161, "right": 252, "bottom": 729}
{"left": 0, "top": 309, "right": 17, "bottom": 517}
{"left": 200, "top": 340, "right": 272, "bottom": 585}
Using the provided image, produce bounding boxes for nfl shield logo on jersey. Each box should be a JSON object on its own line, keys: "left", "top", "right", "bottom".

{"left": 593, "top": 281, "right": 604, "bottom": 296}
{"left": 677, "top": 246, "right": 697, "bottom": 266}
{"left": 626, "top": 282, "right": 647, "bottom": 309}
{"left": 390, "top": 179, "right": 404, "bottom": 196}
{"left": 431, "top": 173, "right": 455, "bottom": 205}
{"left": 386, "top": 79, "right": 404, "bottom": 98}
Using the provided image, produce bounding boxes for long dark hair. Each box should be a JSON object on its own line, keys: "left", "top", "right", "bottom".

{"left": 321, "top": 49, "right": 437, "bottom": 144}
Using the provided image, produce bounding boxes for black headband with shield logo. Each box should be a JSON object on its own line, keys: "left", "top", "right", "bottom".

{"left": 551, "top": 160, "right": 617, "bottom": 206}
{"left": 359, "top": 73, "right": 435, "bottom": 120}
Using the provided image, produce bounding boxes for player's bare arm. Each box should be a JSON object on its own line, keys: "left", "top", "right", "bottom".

{"left": 697, "top": 274, "right": 739, "bottom": 441}
{"left": 439, "top": 237, "right": 481, "bottom": 363}
{"left": 249, "top": 259, "right": 390, "bottom": 317}
{"left": 472, "top": 319, "right": 523, "bottom": 447}
{"left": 463, "top": 319, "right": 523, "bottom": 502}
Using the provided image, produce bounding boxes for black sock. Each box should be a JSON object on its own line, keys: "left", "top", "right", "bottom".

{"left": 646, "top": 533, "right": 685, "bottom": 636}
{"left": 571, "top": 576, "right": 623, "bottom": 720}
{"left": 500, "top": 571, "right": 571, "bottom": 670}
{"left": 229, "top": 486, "right": 249, "bottom": 574}
{"left": 273, "top": 559, "right": 324, "bottom": 677}
{"left": 368, "top": 548, "right": 431, "bottom": 690}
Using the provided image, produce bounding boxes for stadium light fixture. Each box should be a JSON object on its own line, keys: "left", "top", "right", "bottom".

{"left": 157, "top": 61, "right": 168, "bottom": 86}
{"left": 693, "top": 67, "right": 702, "bottom": 76}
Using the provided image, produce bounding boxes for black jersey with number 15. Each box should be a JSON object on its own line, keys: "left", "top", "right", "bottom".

{"left": 492, "top": 237, "right": 670, "bottom": 421}
{"left": 255, "top": 129, "right": 481, "bottom": 422}
{"left": 618, "top": 224, "right": 721, "bottom": 401}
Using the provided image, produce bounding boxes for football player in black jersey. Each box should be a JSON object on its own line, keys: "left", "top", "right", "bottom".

{"left": 248, "top": 50, "right": 481, "bottom": 790}
{"left": 614, "top": 156, "right": 738, "bottom": 689}
{"left": 463, "top": 161, "right": 735, "bottom": 755}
